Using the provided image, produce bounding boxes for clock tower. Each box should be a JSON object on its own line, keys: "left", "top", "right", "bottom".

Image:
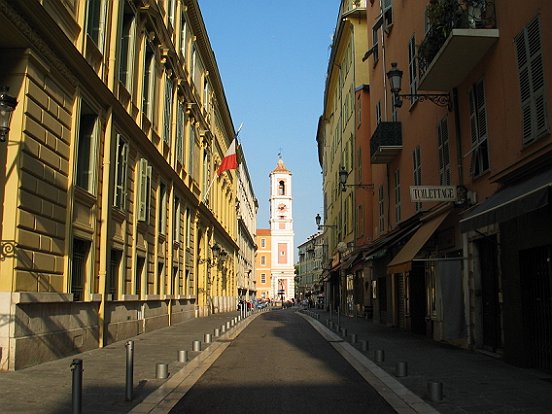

{"left": 269, "top": 157, "right": 295, "bottom": 302}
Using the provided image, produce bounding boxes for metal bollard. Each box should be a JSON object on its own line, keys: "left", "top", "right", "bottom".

{"left": 360, "top": 340, "right": 368, "bottom": 352}
{"left": 192, "top": 340, "right": 201, "bottom": 352}
{"left": 178, "top": 350, "right": 187, "bottom": 363}
{"left": 350, "top": 333, "right": 357, "bottom": 344}
{"left": 156, "top": 363, "right": 168, "bottom": 379}
{"left": 226, "top": 321, "right": 231, "bottom": 329}
{"left": 375, "top": 349, "right": 385, "bottom": 363}
{"left": 428, "top": 381, "right": 443, "bottom": 401}
{"left": 214, "top": 328, "right": 220, "bottom": 337}
{"left": 204, "top": 333, "right": 212, "bottom": 344}
{"left": 341, "top": 328, "right": 347, "bottom": 337}
{"left": 70, "top": 359, "right": 83, "bottom": 414}
{"left": 221, "top": 324, "right": 226, "bottom": 333}
{"left": 395, "top": 361, "right": 408, "bottom": 377}
{"left": 125, "top": 340, "right": 134, "bottom": 401}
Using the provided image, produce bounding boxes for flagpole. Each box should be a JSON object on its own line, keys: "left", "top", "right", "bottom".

{"left": 201, "top": 175, "right": 218, "bottom": 204}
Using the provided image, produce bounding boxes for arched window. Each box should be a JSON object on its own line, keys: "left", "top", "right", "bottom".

{"left": 278, "top": 180, "right": 285, "bottom": 195}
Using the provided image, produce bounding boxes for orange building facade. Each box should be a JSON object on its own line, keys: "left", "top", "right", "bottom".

{"left": 359, "top": 0, "right": 552, "bottom": 370}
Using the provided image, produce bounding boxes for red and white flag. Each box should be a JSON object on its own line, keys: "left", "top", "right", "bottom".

{"left": 217, "top": 139, "right": 238, "bottom": 176}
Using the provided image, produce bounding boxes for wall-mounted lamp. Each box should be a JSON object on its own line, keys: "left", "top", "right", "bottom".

{"left": 339, "top": 166, "right": 373, "bottom": 192}
{"left": 199, "top": 243, "right": 227, "bottom": 267}
{"left": 386, "top": 63, "right": 451, "bottom": 110}
{"left": 0, "top": 86, "right": 18, "bottom": 142}
{"left": 315, "top": 213, "right": 336, "bottom": 230}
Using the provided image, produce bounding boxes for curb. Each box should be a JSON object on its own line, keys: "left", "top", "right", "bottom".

{"left": 297, "top": 311, "right": 441, "bottom": 414}
{"left": 128, "top": 310, "right": 266, "bottom": 414}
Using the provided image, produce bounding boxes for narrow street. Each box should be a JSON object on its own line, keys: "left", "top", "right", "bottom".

{"left": 170, "top": 309, "right": 396, "bottom": 414}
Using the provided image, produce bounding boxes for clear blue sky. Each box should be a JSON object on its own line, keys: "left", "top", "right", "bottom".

{"left": 198, "top": 1, "right": 339, "bottom": 256}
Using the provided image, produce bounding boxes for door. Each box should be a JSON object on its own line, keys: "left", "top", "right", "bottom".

{"left": 520, "top": 245, "right": 552, "bottom": 370}
{"left": 477, "top": 237, "right": 502, "bottom": 352}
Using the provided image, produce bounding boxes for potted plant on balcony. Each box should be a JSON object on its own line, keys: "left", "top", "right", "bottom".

{"left": 419, "top": 0, "right": 450, "bottom": 68}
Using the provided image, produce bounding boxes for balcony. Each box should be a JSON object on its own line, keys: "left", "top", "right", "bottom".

{"left": 370, "top": 122, "right": 402, "bottom": 164}
{"left": 418, "top": 0, "right": 498, "bottom": 91}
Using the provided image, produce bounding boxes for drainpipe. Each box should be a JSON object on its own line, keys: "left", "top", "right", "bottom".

{"left": 98, "top": 0, "right": 121, "bottom": 348}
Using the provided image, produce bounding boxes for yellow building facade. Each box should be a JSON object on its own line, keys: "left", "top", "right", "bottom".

{"left": 0, "top": 0, "right": 251, "bottom": 370}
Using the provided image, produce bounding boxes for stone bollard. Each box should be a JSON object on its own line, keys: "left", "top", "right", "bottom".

{"left": 428, "top": 381, "right": 443, "bottom": 402}
{"left": 341, "top": 328, "right": 347, "bottom": 337}
{"left": 192, "top": 340, "right": 201, "bottom": 352}
{"left": 221, "top": 324, "right": 226, "bottom": 333}
{"left": 350, "top": 333, "right": 357, "bottom": 344}
{"left": 204, "top": 333, "right": 212, "bottom": 344}
{"left": 156, "top": 363, "right": 169, "bottom": 379}
{"left": 374, "top": 349, "right": 385, "bottom": 363}
{"left": 214, "top": 328, "right": 220, "bottom": 337}
{"left": 395, "top": 361, "right": 408, "bottom": 377}
{"left": 178, "top": 350, "right": 188, "bottom": 363}
{"left": 360, "top": 340, "right": 369, "bottom": 352}
{"left": 226, "top": 321, "right": 231, "bottom": 329}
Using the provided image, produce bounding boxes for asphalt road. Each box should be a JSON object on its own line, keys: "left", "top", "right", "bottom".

{"left": 169, "top": 309, "right": 396, "bottom": 414}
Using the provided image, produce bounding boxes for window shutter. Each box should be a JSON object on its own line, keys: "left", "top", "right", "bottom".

{"left": 138, "top": 158, "right": 148, "bottom": 221}
{"left": 516, "top": 16, "right": 548, "bottom": 144}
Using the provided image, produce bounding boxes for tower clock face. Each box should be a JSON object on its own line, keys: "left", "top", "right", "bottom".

{"left": 277, "top": 203, "right": 287, "bottom": 212}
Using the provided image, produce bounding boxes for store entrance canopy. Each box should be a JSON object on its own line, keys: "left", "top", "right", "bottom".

{"left": 387, "top": 211, "right": 449, "bottom": 274}
{"left": 460, "top": 169, "right": 552, "bottom": 232}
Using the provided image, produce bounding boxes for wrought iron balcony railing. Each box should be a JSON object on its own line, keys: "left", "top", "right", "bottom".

{"left": 419, "top": 0, "right": 497, "bottom": 80}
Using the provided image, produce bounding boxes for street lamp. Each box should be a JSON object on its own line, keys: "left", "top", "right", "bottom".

{"left": 338, "top": 166, "right": 373, "bottom": 192}
{"left": 315, "top": 213, "right": 336, "bottom": 230}
{"left": 386, "top": 62, "right": 450, "bottom": 110}
{"left": 0, "top": 86, "right": 18, "bottom": 142}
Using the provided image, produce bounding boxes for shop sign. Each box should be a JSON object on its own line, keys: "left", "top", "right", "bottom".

{"left": 409, "top": 185, "right": 457, "bottom": 202}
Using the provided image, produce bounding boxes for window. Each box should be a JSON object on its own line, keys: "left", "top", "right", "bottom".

{"left": 114, "top": 134, "right": 129, "bottom": 210}
{"left": 261, "top": 238, "right": 266, "bottom": 248}
{"left": 157, "top": 261, "right": 165, "bottom": 295}
{"left": 408, "top": 35, "right": 418, "bottom": 104}
{"left": 166, "top": 0, "right": 175, "bottom": 28}
{"left": 203, "top": 78, "right": 210, "bottom": 113}
{"left": 394, "top": 169, "right": 401, "bottom": 223}
{"left": 261, "top": 273, "right": 266, "bottom": 284}
{"left": 135, "top": 256, "right": 145, "bottom": 296}
{"left": 71, "top": 238, "right": 90, "bottom": 301}
{"left": 382, "top": 0, "right": 393, "bottom": 31}
{"left": 176, "top": 102, "right": 185, "bottom": 164}
{"left": 378, "top": 185, "right": 385, "bottom": 234}
{"left": 163, "top": 75, "right": 173, "bottom": 144}
{"left": 185, "top": 207, "right": 191, "bottom": 249}
{"left": 187, "top": 124, "right": 196, "bottom": 177}
{"left": 158, "top": 182, "right": 167, "bottom": 234}
{"left": 438, "top": 117, "right": 451, "bottom": 185}
{"left": 261, "top": 255, "right": 266, "bottom": 266}
{"left": 515, "top": 16, "right": 549, "bottom": 144}
{"left": 174, "top": 196, "right": 181, "bottom": 243}
{"left": 469, "top": 80, "right": 490, "bottom": 177}
{"left": 413, "top": 146, "right": 422, "bottom": 212}
{"left": 142, "top": 41, "right": 155, "bottom": 120}
{"left": 109, "top": 249, "right": 122, "bottom": 298}
{"left": 371, "top": 24, "right": 380, "bottom": 63}
{"left": 375, "top": 101, "right": 382, "bottom": 125}
{"left": 86, "top": 0, "right": 105, "bottom": 50}
{"left": 180, "top": 13, "right": 187, "bottom": 59}
{"left": 118, "top": 0, "right": 136, "bottom": 89}
{"left": 137, "top": 158, "right": 152, "bottom": 223}
{"left": 76, "top": 101, "right": 98, "bottom": 194}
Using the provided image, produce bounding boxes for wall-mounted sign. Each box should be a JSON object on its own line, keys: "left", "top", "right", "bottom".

{"left": 410, "top": 186, "right": 457, "bottom": 202}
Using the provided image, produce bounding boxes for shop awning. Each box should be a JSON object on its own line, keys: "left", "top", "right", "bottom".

{"left": 460, "top": 169, "right": 552, "bottom": 232}
{"left": 387, "top": 211, "right": 450, "bottom": 274}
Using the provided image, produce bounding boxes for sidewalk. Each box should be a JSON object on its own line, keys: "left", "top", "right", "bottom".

{"left": 0, "top": 310, "right": 263, "bottom": 414}
{"left": 302, "top": 308, "right": 552, "bottom": 414}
